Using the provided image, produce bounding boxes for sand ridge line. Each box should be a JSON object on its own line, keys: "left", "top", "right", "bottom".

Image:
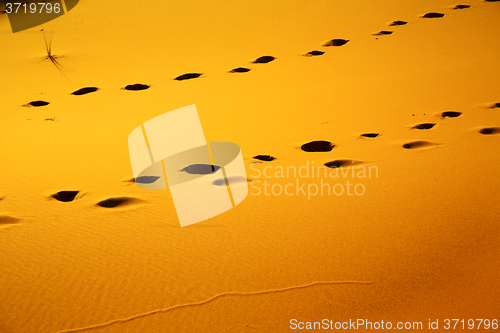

{"left": 55, "top": 280, "right": 378, "bottom": 333}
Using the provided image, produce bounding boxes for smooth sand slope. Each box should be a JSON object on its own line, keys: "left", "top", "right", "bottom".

{"left": 0, "top": 0, "right": 499, "bottom": 332}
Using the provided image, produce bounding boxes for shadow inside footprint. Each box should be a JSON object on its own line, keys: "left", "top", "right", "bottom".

{"left": 412, "top": 123, "right": 436, "bottom": 130}
{"left": 96, "top": 197, "right": 143, "bottom": 209}
{"left": 303, "top": 50, "right": 325, "bottom": 56}
{"left": 360, "top": 133, "right": 379, "bottom": 138}
{"left": 389, "top": 20, "right": 407, "bottom": 26}
{"left": 0, "top": 215, "right": 21, "bottom": 226}
{"left": 72, "top": 87, "right": 99, "bottom": 95}
{"left": 479, "top": 127, "right": 500, "bottom": 135}
{"left": 174, "top": 73, "right": 202, "bottom": 81}
{"left": 373, "top": 31, "right": 393, "bottom": 35}
{"left": 252, "top": 56, "right": 275, "bottom": 64}
{"left": 26, "top": 100, "right": 49, "bottom": 107}
{"left": 441, "top": 111, "right": 462, "bottom": 118}
{"left": 453, "top": 5, "right": 471, "bottom": 9}
{"left": 322, "top": 39, "right": 349, "bottom": 47}
{"left": 403, "top": 141, "right": 435, "bottom": 149}
{"left": 213, "top": 176, "right": 248, "bottom": 186}
{"left": 124, "top": 84, "right": 150, "bottom": 91}
{"left": 325, "top": 159, "right": 362, "bottom": 168}
{"left": 253, "top": 155, "right": 276, "bottom": 161}
{"left": 422, "top": 12, "right": 445, "bottom": 18}
{"left": 134, "top": 176, "right": 161, "bottom": 184}
{"left": 51, "top": 191, "right": 80, "bottom": 202}
{"left": 181, "top": 164, "right": 220, "bottom": 174}
{"left": 301, "top": 141, "right": 335, "bottom": 152}
{"left": 229, "top": 67, "right": 251, "bottom": 73}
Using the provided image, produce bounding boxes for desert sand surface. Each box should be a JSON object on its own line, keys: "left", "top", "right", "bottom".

{"left": 0, "top": 0, "right": 499, "bottom": 332}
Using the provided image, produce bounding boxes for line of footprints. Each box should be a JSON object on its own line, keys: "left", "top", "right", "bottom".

{"left": 3, "top": 1, "right": 498, "bottom": 223}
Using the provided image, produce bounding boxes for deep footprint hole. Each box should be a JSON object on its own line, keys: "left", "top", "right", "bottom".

{"left": 373, "top": 31, "right": 393, "bottom": 35}
{"left": 360, "top": 133, "right": 379, "bottom": 138}
{"left": 479, "top": 127, "right": 500, "bottom": 135}
{"left": 389, "top": 20, "right": 407, "bottom": 26}
{"left": 134, "top": 176, "right": 161, "bottom": 184}
{"left": 27, "top": 100, "right": 49, "bottom": 107}
{"left": 181, "top": 164, "right": 220, "bottom": 174}
{"left": 412, "top": 123, "right": 436, "bottom": 130}
{"left": 97, "top": 197, "right": 134, "bottom": 208}
{"left": 422, "top": 12, "right": 445, "bottom": 18}
{"left": 325, "top": 160, "right": 361, "bottom": 168}
{"left": 174, "top": 73, "right": 202, "bottom": 81}
{"left": 253, "top": 155, "right": 276, "bottom": 161}
{"left": 124, "top": 84, "right": 150, "bottom": 91}
{"left": 322, "top": 39, "right": 349, "bottom": 47}
{"left": 229, "top": 67, "right": 251, "bottom": 73}
{"left": 252, "top": 56, "right": 275, "bottom": 64}
{"left": 72, "top": 87, "right": 99, "bottom": 95}
{"left": 52, "top": 191, "right": 80, "bottom": 202}
{"left": 304, "top": 50, "right": 325, "bottom": 56}
{"left": 441, "top": 111, "right": 462, "bottom": 118}
{"left": 403, "top": 141, "right": 434, "bottom": 149}
{"left": 301, "top": 141, "right": 335, "bottom": 152}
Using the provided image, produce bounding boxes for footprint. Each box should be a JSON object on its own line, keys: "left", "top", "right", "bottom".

{"left": 24, "top": 100, "right": 49, "bottom": 107}
{"left": 324, "top": 159, "right": 363, "bottom": 168}
{"left": 251, "top": 56, "right": 276, "bottom": 64}
{"left": 174, "top": 73, "right": 203, "bottom": 81}
{"left": 301, "top": 141, "right": 335, "bottom": 152}
{"left": 412, "top": 123, "right": 436, "bottom": 130}
{"left": 322, "top": 39, "right": 349, "bottom": 47}
{"left": 181, "top": 164, "right": 220, "bottom": 174}
{"left": 122, "top": 176, "right": 162, "bottom": 185}
{"left": 474, "top": 102, "right": 500, "bottom": 109}
{"left": 388, "top": 20, "right": 407, "bottom": 26}
{"left": 229, "top": 67, "right": 251, "bottom": 73}
{"left": 360, "top": 133, "right": 380, "bottom": 138}
{"left": 134, "top": 176, "right": 161, "bottom": 184}
{"left": 0, "top": 215, "right": 21, "bottom": 227}
{"left": 440, "top": 111, "right": 462, "bottom": 118}
{"left": 50, "top": 191, "right": 80, "bottom": 202}
{"left": 96, "top": 197, "right": 145, "bottom": 209}
{"left": 373, "top": 31, "right": 393, "bottom": 35}
{"left": 421, "top": 12, "right": 445, "bottom": 18}
{"left": 123, "top": 84, "right": 150, "bottom": 91}
{"left": 479, "top": 127, "right": 500, "bottom": 135}
{"left": 71, "top": 87, "right": 99, "bottom": 95}
{"left": 253, "top": 155, "right": 276, "bottom": 161}
{"left": 302, "top": 50, "right": 325, "bottom": 57}
{"left": 402, "top": 141, "right": 437, "bottom": 149}
{"left": 213, "top": 176, "right": 248, "bottom": 186}
{"left": 452, "top": 5, "right": 471, "bottom": 9}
